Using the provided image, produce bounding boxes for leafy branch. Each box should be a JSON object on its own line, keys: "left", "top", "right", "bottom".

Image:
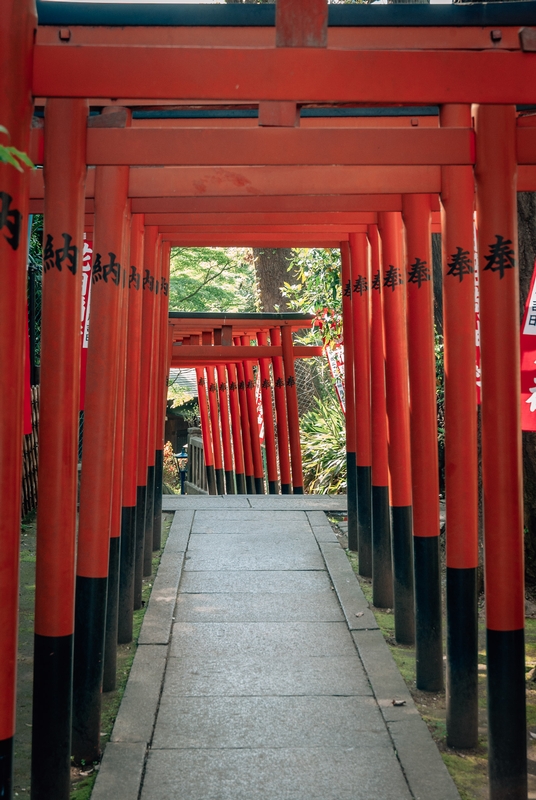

{"left": 176, "top": 263, "right": 227, "bottom": 304}
{"left": 0, "top": 126, "right": 34, "bottom": 172}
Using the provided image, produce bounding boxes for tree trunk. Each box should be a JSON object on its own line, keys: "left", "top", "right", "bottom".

{"left": 253, "top": 247, "right": 295, "bottom": 312}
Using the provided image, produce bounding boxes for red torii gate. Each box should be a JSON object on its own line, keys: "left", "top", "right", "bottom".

{"left": 1, "top": 1, "right": 535, "bottom": 798}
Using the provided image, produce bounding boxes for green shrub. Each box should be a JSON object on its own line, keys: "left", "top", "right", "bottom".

{"left": 300, "top": 393, "right": 346, "bottom": 494}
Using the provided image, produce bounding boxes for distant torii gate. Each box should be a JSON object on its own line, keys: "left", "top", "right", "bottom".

{"left": 1, "top": 2, "right": 534, "bottom": 799}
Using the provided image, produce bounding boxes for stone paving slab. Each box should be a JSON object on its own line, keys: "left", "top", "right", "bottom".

{"left": 193, "top": 508, "right": 307, "bottom": 524}
{"left": 141, "top": 747, "right": 412, "bottom": 800}
{"left": 162, "top": 495, "right": 251, "bottom": 510}
{"left": 316, "top": 541, "right": 379, "bottom": 631}
{"left": 187, "top": 531, "right": 318, "bottom": 550}
{"left": 247, "top": 495, "right": 348, "bottom": 511}
{"left": 110, "top": 645, "right": 167, "bottom": 743}
{"left": 90, "top": 742, "right": 147, "bottom": 800}
{"left": 179, "top": 569, "right": 329, "bottom": 594}
{"left": 191, "top": 518, "right": 313, "bottom": 534}
{"left": 162, "top": 654, "right": 372, "bottom": 697}
{"left": 174, "top": 591, "right": 344, "bottom": 622}
{"left": 169, "top": 621, "right": 357, "bottom": 659}
{"left": 183, "top": 540, "right": 325, "bottom": 572}
{"left": 152, "top": 695, "right": 386, "bottom": 750}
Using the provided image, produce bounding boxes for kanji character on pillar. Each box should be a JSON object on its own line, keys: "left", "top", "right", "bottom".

{"left": 407, "top": 257, "right": 430, "bottom": 289}
{"left": 0, "top": 191, "right": 22, "bottom": 251}
{"left": 483, "top": 235, "right": 515, "bottom": 279}
{"left": 446, "top": 247, "right": 473, "bottom": 283}
{"left": 383, "top": 265, "right": 403, "bottom": 292}
{"left": 353, "top": 275, "right": 368, "bottom": 295}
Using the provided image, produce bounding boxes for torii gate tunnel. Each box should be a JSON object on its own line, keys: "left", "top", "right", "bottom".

{"left": 2, "top": 0, "right": 536, "bottom": 798}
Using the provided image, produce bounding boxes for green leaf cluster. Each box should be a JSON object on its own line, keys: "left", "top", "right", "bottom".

{"left": 169, "top": 247, "right": 256, "bottom": 312}
{"left": 300, "top": 393, "right": 347, "bottom": 494}
{"left": 0, "top": 125, "right": 34, "bottom": 172}
{"left": 282, "top": 248, "right": 342, "bottom": 346}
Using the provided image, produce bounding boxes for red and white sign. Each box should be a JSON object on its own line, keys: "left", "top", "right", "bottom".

{"left": 324, "top": 341, "right": 345, "bottom": 414}
{"left": 80, "top": 235, "right": 92, "bottom": 410}
{"left": 521, "top": 260, "right": 536, "bottom": 430}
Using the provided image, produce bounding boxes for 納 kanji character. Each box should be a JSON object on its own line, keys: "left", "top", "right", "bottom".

{"left": 102, "top": 253, "right": 121, "bottom": 285}
{"left": 446, "top": 247, "right": 473, "bottom": 283}
{"left": 54, "top": 233, "right": 78, "bottom": 275}
{"left": 143, "top": 269, "right": 154, "bottom": 291}
{"left": 384, "top": 265, "right": 403, "bottom": 292}
{"left": 0, "top": 192, "right": 22, "bottom": 251}
{"left": 483, "top": 235, "right": 515, "bottom": 279}
{"left": 353, "top": 275, "right": 368, "bottom": 295}
{"left": 407, "top": 257, "right": 430, "bottom": 289}
{"left": 130, "top": 265, "right": 140, "bottom": 290}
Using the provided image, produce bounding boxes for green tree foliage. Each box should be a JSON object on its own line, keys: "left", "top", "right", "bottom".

{"left": 282, "top": 248, "right": 342, "bottom": 345}
{"left": 169, "top": 247, "right": 256, "bottom": 313}
{"left": 0, "top": 126, "right": 34, "bottom": 172}
{"left": 301, "top": 394, "right": 347, "bottom": 494}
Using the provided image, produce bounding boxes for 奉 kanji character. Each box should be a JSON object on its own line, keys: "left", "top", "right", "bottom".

{"left": 229, "top": 381, "right": 237, "bottom": 391}
{"left": 262, "top": 379, "right": 271, "bottom": 390}
{"left": 286, "top": 376, "right": 296, "bottom": 388}
{"left": 246, "top": 379, "right": 254, "bottom": 390}
{"left": 483, "top": 235, "right": 515, "bottom": 279}
{"left": 209, "top": 383, "right": 217, "bottom": 393}
{"left": 407, "top": 258, "right": 430, "bottom": 289}
{"left": 0, "top": 192, "right": 22, "bottom": 251}
{"left": 343, "top": 280, "right": 351, "bottom": 297}
{"left": 275, "top": 377, "right": 284, "bottom": 389}
{"left": 383, "top": 265, "right": 403, "bottom": 292}
{"left": 372, "top": 270, "right": 381, "bottom": 291}
{"left": 353, "top": 275, "right": 368, "bottom": 295}
{"left": 198, "top": 376, "right": 205, "bottom": 388}
{"left": 238, "top": 381, "right": 246, "bottom": 391}
{"left": 446, "top": 247, "right": 473, "bottom": 283}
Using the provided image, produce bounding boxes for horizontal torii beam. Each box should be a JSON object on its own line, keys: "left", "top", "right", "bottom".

{"left": 172, "top": 345, "right": 323, "bottom": 362}
{"left": 33, "top": 43, "right": 536, "bottom": 104}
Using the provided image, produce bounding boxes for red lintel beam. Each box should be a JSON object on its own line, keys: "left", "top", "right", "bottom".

{"left": 33, "top": 46, "right": 536, "bottom": 105}
{"left": 172, "top": 345, "right": 323, "bottom": 360}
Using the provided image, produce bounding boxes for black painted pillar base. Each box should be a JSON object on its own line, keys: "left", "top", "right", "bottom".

{"left": 246, "top": 475, "right": 255, "bottom": 494}
{"left": 31, "top": 634, "right": 73, "bottom": 800}
{"left": 118, "top": 506, "right": 135, "bottom": 644}
{"left": 372, "top": 485, "right": 393, "bottom": 609}
{"left": 293, "top": 485, "right": 304, "bottom": 495}
{"left": 414, "top": 535, "right": 443, "bottom": 691}
{"left": 255, "top": 476, "right": 265, "bottom": 494}
{"left": 72, "top": 576, "right": 108, "bottom": 765}
{"left": 103, "top": 536, "right": 120, "bottom": 692}
{"left": 446, "top": 567, "right": 478, "bottom": 749}
{"left": 268, "top": 480, "right": 278, "bottom": 495}
{"left": 391, "top": 505, "right": 415, "bottom": 645}
{"left": 281, "top": 483, "right": 291, "bottom": 495}
{"left": 346, "top": 452, "right": 358, "bottom": 551}
{"left": 487, "top": 628, "right": 527, "bottom": 800}
{"left": 225, "top": 470, "right": 236, "bottom": 494}
{"left": 206, "top": 464, "right": 217, "bottom": 495}
{"left": 153, "top": 449, "right": 163, "bottom": 551}
{"left": 357, "top": 465, "right": 372, "bottom": 578}
{"left": 215, "top": 467, "right": 225, "bottom": 494}
{"left": 134, "top": 485, "right": 146, "bottom": 611}
{"left": 0, "top": 737, "right": 13, "bottom": 800}
{"left": 235, "top": 473, "right": 247, "bottom": 494}
{"left": 143, "top": 465, "right": 155, "bottom": 577}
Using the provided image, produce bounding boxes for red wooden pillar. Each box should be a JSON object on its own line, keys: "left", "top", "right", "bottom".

{"left": 281, "top": 326, "right": 304, "bottom": 493}
{"left": 73, "top": 164, "right": 129, "bottom": 763}
{"left": 475, "top": 104, "right": 526, "bottom": 799}
{"left": 216, "top": 362, "right": 236, "bottom": 494}
{"left": 257, "top": 330, "right": 279, "bottom": 494}
{"left": 103, "top": 203, "right": 130, "bottom": 692}
{"left": 402, "top": 193, "right": 443, "bottom": 692}
{"left": 240, "top": 335, "right": 266, "bottom": 494}
{"left": 440, "top": 104, "right": 479, "bottom": 749}
{"left": 377, "top": 211, "right": 415, "bottom": 645}
{"left": 204, "top": 331, "right": 225, "bottom": 494}
{"left": 118, "top": 213, "right": 144, "bottom": 644}
{"left": 341, "top": 242, "right": 358, "bottom": 546}
{"left": 192, "top": 337, "right": 216, "bottom": 494}
{"left": 134, "top": 227, "right": 157, "bottom": 599}
{"left": 368, "top": 224, "right": 393, "bottom": 609}
{"left": 227, "top": 361, "right": 247, "bottom": 494}
{"left": 153, "top": 241, "right": 171, "bottom": 547}
{"left": 31, "top": 98, "right": 87, "bottom": 800}
{"left": 0, "top": 2, "right": 35, "bottom": 793}
{"left": 270, "top": 327, "right": 292, "bottom": 494}
{"left": 145, "top": 237, "right": 162, "bottom": 559}
{"left": 349, "top": 232, "right": 373, "bottom": 575}
{"left": 235, "top": 358, "right": 255, "bottom": 493}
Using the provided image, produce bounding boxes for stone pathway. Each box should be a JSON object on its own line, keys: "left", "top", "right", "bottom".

{"left": 93, "top": 496, "right": 460, "bottom": 800}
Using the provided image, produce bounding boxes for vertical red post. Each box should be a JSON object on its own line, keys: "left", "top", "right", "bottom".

{"left": 153, "top": 242, "right": 171, "bottom": 547}
{"left": 235, "top": 336, "right": 259, "bottom": 493}
{"left": 73, "top": 164, "right": 129, "bottom": 763}
{"left": 216, "top": 362, "right": 236, "bottom": 494}
{"left": 349, "top": 232, "right": 373, "bottom": 575}
{"left": 440, "top": 104, "right": 479, "bottom": 749}
{"left": 192, "top": 337, "right": 216, "bottom": 494}
{"left": 281, "top": 326, "right": 304, "bottom": 493}
{"left": 240, "top": 335, "right": 265, "bottom": 494}
{"left": 103, "top": 204, "right": 130, "bottom": 692}
{"left": 257, "top": 330, "right": 279, "bottom": 494}
{"left": 270, "top": 327, "right": 292, "bottom": 494}
{"left": 204, "top": 330, "right": 225, "bottom": 494}
{"left": 368, "top": 224, "right": 393, "bottom": 609}
{"left": 402, "top": 193, "right": 443, "bottom": 691}
{"left": 0, "top": 2, "right": 35, "bottom": 793}
{"left": 341, "top": 242, "right": 358, "bottom": 545}
{"left": 227, "top": 362, "right": 247, "bottom": 494}
{"left": 377, "top": 211, "right": 415, "bottom": 645}
{"left": 118, "top": 213, "right": 144, "bottom": 644}
{"left": 475, "top": 104, "right": 526, "bottom": 798}
{"left": 134, "top": 226, "right": 157, "bottom": 602}
{"left": 31, "top": 98, "right": 87, "bottom": 800}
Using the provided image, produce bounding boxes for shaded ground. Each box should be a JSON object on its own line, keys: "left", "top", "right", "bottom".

{"left": 14, "top": 512, "right": 173, "bottom": 799}
{"left": 328, "top": 512, "right": 536, "bottom": 800}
